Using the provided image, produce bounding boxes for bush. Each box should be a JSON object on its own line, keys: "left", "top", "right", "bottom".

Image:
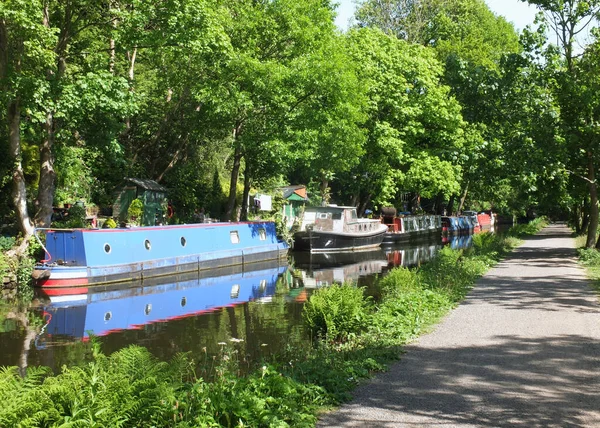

{"left": 303, "top": 284, "right": 372, "bottom": 341}
{"left": 103, "top": 218, "right": 117, "bottom": 229}
{"left": 0, "top": 236, "right": 15, "bottom": 252}
{"left": 127, "top": 199, "right": 144, "bottom": 225}
{"left": 578, "top": 247, "right": 600, "bottom": 266}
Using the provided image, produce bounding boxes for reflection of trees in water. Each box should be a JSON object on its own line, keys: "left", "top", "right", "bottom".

{"left": 5, "top": 304, "right": 41, "bottom": 377}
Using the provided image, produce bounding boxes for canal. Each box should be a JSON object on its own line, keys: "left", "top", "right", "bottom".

{"left": 0, "top": 234, "right": 474, "bottom": 373}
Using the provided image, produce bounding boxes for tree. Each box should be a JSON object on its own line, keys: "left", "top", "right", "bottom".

{"left": 525, "top": 0, "right": 600, "bottom": 247}
{"left": 338, "top": 28, "right": 465, "bottom": 212}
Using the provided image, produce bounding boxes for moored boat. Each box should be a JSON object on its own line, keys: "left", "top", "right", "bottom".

{"left": 293, "top": 205, "right": 388, "bottom": 253}
{"left": 380, "top": 207, "right": 442, "bottom": 244}
{"left": 33, "top": 222, "right": 288, "bottom": 291}
{"left": 477, "top": 212, "right": 493, "bottom": 231}
{"left": 441, "top": 216, "right": 473, "bottom": 235}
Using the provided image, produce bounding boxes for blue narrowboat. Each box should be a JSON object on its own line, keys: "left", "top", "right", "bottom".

{"left": 441, "top": 216, "right": 474, "bottom": 235}
{"left": 38, "top": 263, "right": 285, "bottom": 340}
{"left": 33, "top": 222, "right": 288, "bottom": 292}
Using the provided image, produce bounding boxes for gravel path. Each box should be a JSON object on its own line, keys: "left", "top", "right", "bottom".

{"left": 318, "top": 224, "right": 600, "bottom": 427}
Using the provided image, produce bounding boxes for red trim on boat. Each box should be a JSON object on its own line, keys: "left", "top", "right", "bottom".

{"left": 77, "top": 222, "right": 264, "bottom": 233}
{"left": 41, "top": 286, "right": 89, "bottom": 296}
{"left": 39, "top": 277, "right": 89, "bottom": 287}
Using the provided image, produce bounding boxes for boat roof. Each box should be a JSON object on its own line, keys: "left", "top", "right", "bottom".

{"left": 305, "top": 205, "right": 357, "bottom": 211}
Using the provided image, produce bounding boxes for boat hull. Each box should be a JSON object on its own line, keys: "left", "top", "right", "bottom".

{"left": 34, "top": 222, "right": 288, "bottom": 290}
{"left": 293, "top": 228, "right": 386, "bottom": 253}
{"left": 382, "top": 227, "right": 442, "bottom": 244}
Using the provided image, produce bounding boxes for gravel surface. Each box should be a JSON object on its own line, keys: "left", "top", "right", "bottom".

{"left": 318, "top": 224, "right": 600, "bottom": 427}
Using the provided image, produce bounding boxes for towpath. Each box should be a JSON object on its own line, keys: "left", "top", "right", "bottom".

{"left": 318, "top": 223, "right": 600, "bottom": 427}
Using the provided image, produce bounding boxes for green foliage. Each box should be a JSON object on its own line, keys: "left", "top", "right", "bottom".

{"left": 0, "top": 236, "right": 15, "bottom": 251}
{"left": 127, "top": 199, "right": 144, "bottom": 224}
{"left": 506, "top": 217, "right": 548, "bottom": 237}
{"left": 579, "top": 247, "right": 600, "bottom": 266}
{"left": 103, "top": 218, "right": 117, "bottom": 229}
{"left": 303, "top": 284, "right": 372, "bottom": 341}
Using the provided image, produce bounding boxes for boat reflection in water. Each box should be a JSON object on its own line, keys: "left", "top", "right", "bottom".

{"left": 289, "top": 239, "right": 445, "bottom": 292}
{"left": 442, "top": 233, "right": 473, "bottom": 250}
{"left": 291, "top": 249, "right": 389, "bottom": 289}
{"left": 38, "top": 262, "right": 287, "bottom": 342}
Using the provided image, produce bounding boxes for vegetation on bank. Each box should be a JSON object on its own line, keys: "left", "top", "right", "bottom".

{"left": 0, "top": 219, "right": 547, "bottom": 427}
{"left": 577, "top": 235, "right": 600, "bottom": 291}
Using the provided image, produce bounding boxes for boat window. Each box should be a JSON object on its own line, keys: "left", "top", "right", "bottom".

{"left": 230, "top": 231, "right": 240, "bottom": 244}
{"left": 351, "top": 210, "right": 357, "bottom": 219}
{"left": 180, "top": 236, "right": 187, "bottom": 247}
{"left": 144, "top": 304, "right": 152, "bottom": 315}
{"left": 259, "top": 279, "right": 267, "bottom": 292}
{"left": 144, "top": 239, "right": 151, "bottom": 250}
{"left": 258, "top": 228, "right": 267, "bottom": 240}
{"left": 104, "top": 311, "right": 112, "bottom": 321}
{"left": 332, "top": 212, "right": 342, "bottom": 220}
{"left": 318, "top": 213, "right": 329, "bottom": 220}
{"left": 230, "top": 284, "right": 240, "bottom": 298}
{"left": 104, "top": 243, "right": 111, "bottom": 254}
{"left": 180, "top": 297, "right": 187, "bottom": 307}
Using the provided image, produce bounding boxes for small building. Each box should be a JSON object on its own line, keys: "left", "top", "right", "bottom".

{"left": 252, "top": 193, "right": 273, "bottom": 211}
{"left": 280, "top": 185, "right": 308, "bottom": 228}
{"left": 113, "top": 178, "right": 168, "bottom": 226}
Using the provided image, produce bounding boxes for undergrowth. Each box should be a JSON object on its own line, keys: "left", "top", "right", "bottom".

{"left": 0, "top": 219, "right": 547, "bottom": 427}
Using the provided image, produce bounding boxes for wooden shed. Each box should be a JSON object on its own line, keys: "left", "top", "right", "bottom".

{"left": 280, "top": 185, "right": 308, "bottom": 229}
{"left": 113, "top": 178, "right": 168, "bottom": 226}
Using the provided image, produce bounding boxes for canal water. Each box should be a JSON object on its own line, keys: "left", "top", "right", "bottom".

{"left": 0, "top": 234, "right": 474, "bottom": 373}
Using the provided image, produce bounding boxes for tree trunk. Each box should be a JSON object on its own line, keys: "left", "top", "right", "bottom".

{"left": 34, "top": 111, "right": 57, "bottom": 227}
{"left": 2, "top": 20, "right": 33, "bottom": 239}
{"left": 434, "top": 192, "right": 444, "bottom": 215}
{"left": 457, "top": 181, "right": 469, "bottom": 214}
{"left": 240, "top": 164, "right": 252, "bottom": 221}
{"left": 320, "top": 175, "right": 329, "bottom": 206}
{"left": 447, "top": 195, "right": 455, "bottom": 215}
{"left": 225, "top": 123, "right": 243, "bottom": 221}
{"left": 586, "top": 154, "right": 598, "bottom": 248}
{"left": 8, "top": 100, "right": 35, "bottom": 238}
{"left": 581, "top": 198, "right": 590, "bottom": 235}
{"left": 573, "top": 203, "right": 582, "bottom": 234}
{"left": 358, "top": 192, "right": 372, "bottom": 217}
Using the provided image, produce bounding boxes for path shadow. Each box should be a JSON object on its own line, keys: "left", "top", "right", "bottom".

{"left": 319, "top": 335, "right": 600, "bottom": 427}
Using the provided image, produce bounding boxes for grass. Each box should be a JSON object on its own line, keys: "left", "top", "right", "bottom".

{"left": 576, "top": 234, "right": 600, "bottom": 293}
{"left": 0, "top": 218, "right": 548, "bottom": 427}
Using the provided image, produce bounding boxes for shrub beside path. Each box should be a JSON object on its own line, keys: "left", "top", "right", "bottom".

{"left": 318, "top": 223, "right": 600, "bottom": 427}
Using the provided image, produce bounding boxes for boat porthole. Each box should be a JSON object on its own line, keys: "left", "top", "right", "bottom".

{"left": 104, "top": 311, "right": 112, "bottom": 321}
{"left": 144, "top": 239, "right": 151, "bottom": 250}
{"left": 230, "top": 284, "right": 240, "bottom": 299}
{"left": 145, "top": 303, "right": 152, "bottom": 315}
{"left": 180, "top": 236, "right": 187, "bottom": 247}
{"left": 180, "top": 297, "right": 187, "bottom": 307}
{"left": 104, "top": 243, "right": 111, "bottom": 254}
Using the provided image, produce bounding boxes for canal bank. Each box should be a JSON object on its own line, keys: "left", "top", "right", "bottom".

{"left": 0, "top": 225, "right": 531, "bottom": 426}
{"left": 318, "top": 223, "right": 600, "bottom": 427}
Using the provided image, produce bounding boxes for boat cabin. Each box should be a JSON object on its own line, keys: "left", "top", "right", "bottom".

{"left": 300, "top": 205, "right": 379, "bottom": 234}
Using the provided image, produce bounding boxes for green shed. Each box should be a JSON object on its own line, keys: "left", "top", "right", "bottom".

{"left": 113, "top": 178, "right": 168, "bottom": 226}
{"left": 280, "top": 185, "right": 308, "bottom": 229}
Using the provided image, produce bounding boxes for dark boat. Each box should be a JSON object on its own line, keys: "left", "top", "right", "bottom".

{"left": 293, "top": 205, "right": 388, "bottom": 253}
{"left": 380, "top": 207, "right": 442, "bottom": 244}
{"left": 33, "top": 221, "right": 288, "bottom": 292}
